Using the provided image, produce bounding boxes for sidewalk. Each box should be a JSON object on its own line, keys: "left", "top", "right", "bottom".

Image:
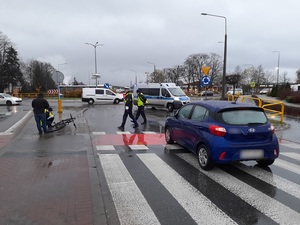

{"left": 0, "top": 109, "right": 106, "bottom": 225}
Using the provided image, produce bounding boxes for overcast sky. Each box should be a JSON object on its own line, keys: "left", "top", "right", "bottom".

{"left": 1, "top": 0, "right": 300, "bottom": 86}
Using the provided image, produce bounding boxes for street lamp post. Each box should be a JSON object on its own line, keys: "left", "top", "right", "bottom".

{"left": 85, "top": 42, "right": 104, "bottom": 86}
{"left": 201, "top": 13, "right": 227, "bottom": 99}
{"left": 147, "top": 62, "right": 156, "bottom": 83}
{"left": 130, "top": 70, "right": 138, "bottom": 85}
{"left": 273, "top": 51, "right": 280, "bottom": 85}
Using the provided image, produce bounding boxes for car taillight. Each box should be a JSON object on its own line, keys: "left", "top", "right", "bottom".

{"left": 270, "top": 125, "right": 275, "bottom": 134}
{"left": 209, "top": 125, "right": 226, "bottom": 137}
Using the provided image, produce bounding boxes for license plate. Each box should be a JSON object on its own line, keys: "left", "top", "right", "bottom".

{"left": 240, "top": 150, "right": 264, "bottom": 159}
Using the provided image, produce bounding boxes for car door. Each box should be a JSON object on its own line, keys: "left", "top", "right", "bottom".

{"left": 171, "top": 104, "right": 194, "bottom": 147}
{"left": 183, "top": 105, "right": 209, "bottom": 152}
{"left": 0, "top": 94, "right": 4, "bottom": 105}
{"left": 105, "top": 89, "right": 117, "bottom": 103}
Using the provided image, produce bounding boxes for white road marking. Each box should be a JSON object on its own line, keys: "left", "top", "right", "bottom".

{"left": 280, "top": 141, "right": 300, "bottom": 149}
{"left": 129, "top": 145, "right": 148, "bottom": 150}
{"left": 280, "top": 152, "right": 300, "bottom": 161}
{"left": 137, "top": 153, "right": 237, "bottom": 225}
{"left": 92, "top": 132, "right": 106, "bottom": 135}
{"left": 116, "top": 131, "right": 131, "bottom": 134}
{"left": 274, "top": 159, "right": 300, "bottom": 175}
{"left": 177, "top": 153, "right": 300, "bottom": 225}
{"left": 163, "top": 144, "right": 184, "bottom": 150}
{"left": 98, "top": 154, "right": 160, "bottom": 225}
{"left": 235, "top": 163, "right": 300, "bottom": 200}
{"left": 96, "top": 145, "right": 115, "bottom": 151}
{"left": 142, "top": 131, "right": 157, "bottom": 134}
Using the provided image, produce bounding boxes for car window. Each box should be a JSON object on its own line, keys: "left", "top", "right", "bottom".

{"left": 161, "top": 88, "right": 171, "bottom": 97}
{"left": 96, "top": 89, "right": 104, "bottom": 94}
{"left": 191, "top": 105, "right": 208, "bottom": 121}
{"left": 106, "top": 90, "right": 116, "bottom": 96}
{"left": 177, "top": 105, "right": 193, "bottom": 119}
{"left": 221, "top": 109, "right": 267, "bottom": 125}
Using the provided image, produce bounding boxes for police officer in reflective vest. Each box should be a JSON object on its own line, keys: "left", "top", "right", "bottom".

{"left": 118, "top": 89, "right": 139, "bottom": 130}
{"left": 135, "top": 89, "right": 147, "bottom": 124}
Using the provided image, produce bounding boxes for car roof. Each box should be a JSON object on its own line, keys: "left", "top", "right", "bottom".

{"left": 188, "top": 100, "right": 260, "bottom": 111}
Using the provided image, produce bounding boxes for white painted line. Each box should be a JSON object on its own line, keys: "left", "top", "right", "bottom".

{"left": 163, "top": 144, "right": 184, "bottom": 150}
{"left": 96, "top": 145, "right": 115, "bottom": 151}
{"left": 235, "top": 163, "right": 300, "bottom": 200}
{"left": 138, "top": 153, "right": 237, "bottom": 225}
{"left": 1, "top": 111, "right": 33, "bottom": 135}
{"left": 116, "top": 131, "right": 131, "bottom": 134}
{"left": 177, "top": 153, "right": 300, "bottom": 225}
{"left": 274, "top": 159, "right": 300, "bottom": 175}
{"left": 280, "top": 141, "right": 300, "bottom": 149}
{"left": 93, "top": 132, "right": 106, "bottom": 135}
{"left": 129, "top": 145, "right": 148, "bottom": 150}
{"left": 280, "top": 152, "right": 300, "bottom": 161}
{"left": 142, "top": 131, "right": 157, "bottom": 134}
{"left": 98, "top": 154, "right": 160, "bottom": 225}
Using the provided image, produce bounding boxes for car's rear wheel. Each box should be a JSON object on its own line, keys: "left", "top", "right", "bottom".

{"left": 197, "top": 144, "right": 214, "bottom": 170}
{"left": 165, "top": 127, "right": 174, "bottom": 144}
{"left": 6, "top": 101, "right": 12, "bottom": 106}
{"left": 88, "top": 99, "right": 94, "bottom": 105}
{"left": 256, "top": 159, "right": 275, "bottom": 166}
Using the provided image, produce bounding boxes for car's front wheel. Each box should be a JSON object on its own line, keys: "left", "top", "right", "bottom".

{"left": 197, "top": 144, "right": 214, "bottom": 170}
{"left": 6, "top": 101, "right": 12, "bottom": 106}
{"left": 256, "top": 159, "right": 275, "bottom": 166}
{"left": 114, "top": 99, "right": 120, "bottom": 104}
{"left": 165, "top": 127, "right": 174, "bottom": 144}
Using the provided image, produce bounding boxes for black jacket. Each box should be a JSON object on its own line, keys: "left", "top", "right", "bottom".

{"left": 32, "top": 97, "right": 49, "bottom": 114}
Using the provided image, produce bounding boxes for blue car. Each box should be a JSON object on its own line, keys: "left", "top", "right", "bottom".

{"left": 164, "top": 100, "right": 279, "bottom": 170}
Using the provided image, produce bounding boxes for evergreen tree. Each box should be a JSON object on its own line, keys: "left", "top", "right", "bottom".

{"left": 0, "top": 46, "right": 23, "bottom": 92}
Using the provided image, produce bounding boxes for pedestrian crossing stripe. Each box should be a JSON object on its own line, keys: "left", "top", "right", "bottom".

{"left": 279, "top": 140, "right": 300, "bottom": 149}
{"left": 176, "top": 153, "right": 300, "bottom": 224}
{"left": 128, "top": 145, "right": 149, "bottom": 150}
{"left": 92, "top": 132, "right": 106, "bottom": 135}
{"left": 274, "top": 159, "right": 300, "bottom": 175}
{"left": 97, "top": 149, "right": 300, "bottom": 224}
{"left": 96, "top": 145, "right": 115, "bottom": 151}
{"left": 281, "top": 152, "right": 300, "bottom": 160}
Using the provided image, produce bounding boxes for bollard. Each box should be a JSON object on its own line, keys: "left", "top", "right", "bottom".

{"left": 58, "top": 99, "right": 63, "bottom": 113}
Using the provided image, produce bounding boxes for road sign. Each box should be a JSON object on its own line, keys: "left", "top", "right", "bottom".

{"left": 250, "top": 82, "right": 256, "bottom": 88}
{"left": 104, "top": 83, "right": 110, "bottom": 89}
{"left": 201, "top": 66, "right": 211, "bottom": 75}
{"left": 202, "top": 76, "right": 211, "bottom": 86}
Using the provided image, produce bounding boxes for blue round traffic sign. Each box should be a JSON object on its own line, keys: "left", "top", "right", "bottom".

{"left": 202, "top": 76, "right": 210, "bottom": 86}
{"left": 104, "top": 83, "right": 110, "bottom": 89}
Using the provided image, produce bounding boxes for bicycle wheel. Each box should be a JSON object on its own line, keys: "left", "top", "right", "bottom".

{"left": 47, "top": 122, "right": 66, "bottom": 133}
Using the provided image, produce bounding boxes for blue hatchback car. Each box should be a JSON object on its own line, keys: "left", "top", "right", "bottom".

{"left": 165, "top": 100, "right": 279, "bottom": 170}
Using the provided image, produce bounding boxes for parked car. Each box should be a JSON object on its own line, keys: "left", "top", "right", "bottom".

{"left": 0, "top": 93, "right": 22, "bottom": 106}
{"left": 198, "top": 90, "right": 214, "bottom": 96}
{"left": 226, "top": 88, "right": 243, "bottom": 95}
{"left": 259, "top": 88, "right": 271, "bottom": 95}
{"left": 164, "top": 100, "right": 279, "bottom": 170}
{"left": 81, "top": 88, "right": 123, "bottom": 105}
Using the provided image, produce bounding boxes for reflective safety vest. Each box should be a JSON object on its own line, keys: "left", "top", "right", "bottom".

{"left": 137, "top": 93, "right": 148, "bottom": 106}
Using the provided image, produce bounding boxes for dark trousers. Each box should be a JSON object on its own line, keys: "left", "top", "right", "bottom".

{"left": 121, "top": 106, "right": 138, "bottom": 127}
{"left": 136, "top": 105, "right": 147, "bottom": 122}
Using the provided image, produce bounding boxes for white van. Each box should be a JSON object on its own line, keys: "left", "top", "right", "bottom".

{"left": 81, "top": 88, "right": 124, "bottom": 105}
{"left": 133, "top": 83, "right": 190, "bottom": 112}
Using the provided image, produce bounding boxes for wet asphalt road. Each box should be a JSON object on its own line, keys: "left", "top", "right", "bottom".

{"left": 0, "top": 99, "right": 300, "bottom": 224}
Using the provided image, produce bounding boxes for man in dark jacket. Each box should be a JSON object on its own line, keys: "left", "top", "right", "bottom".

{"left": 118, "top": 89, "right": 138, "bottom": 131}
{"left": 32, "top": 93, "right": 49, "bottom": 134}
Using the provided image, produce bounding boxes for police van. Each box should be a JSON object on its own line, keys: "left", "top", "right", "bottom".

{"left": 133, "top": 83, "right": 190, "bottom": 112}
{"left": 81, "top": 87, "right": 124, "bottom": 105}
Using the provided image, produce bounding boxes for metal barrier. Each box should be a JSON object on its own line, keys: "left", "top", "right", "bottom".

{"left": 228, "top": 94, "right": 285, "bottom": 123}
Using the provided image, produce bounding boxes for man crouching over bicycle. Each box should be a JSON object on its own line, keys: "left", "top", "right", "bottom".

{"left": 45, "top": 107, "right": 54, "bottom": 128}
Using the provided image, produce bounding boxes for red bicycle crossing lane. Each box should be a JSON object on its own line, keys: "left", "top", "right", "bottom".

{"left": 92, "top": 133, "right": 166, "bottom": 146}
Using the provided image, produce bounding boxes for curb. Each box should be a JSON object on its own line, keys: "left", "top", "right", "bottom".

{"left": 0, "top": 111, "right": 33, "bottom": 136}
